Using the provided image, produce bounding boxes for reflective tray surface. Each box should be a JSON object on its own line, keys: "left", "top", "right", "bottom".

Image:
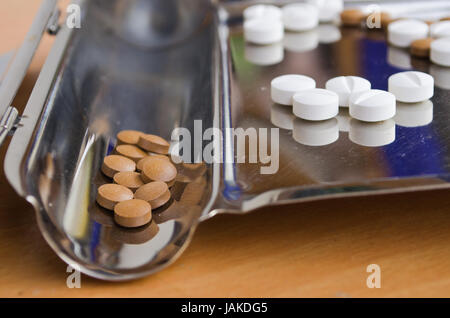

{"left": 218, "top": 0, "right": 450, "bottom": 213}
{"left": 5, "top": 0, "right": 450, "bottom": 281}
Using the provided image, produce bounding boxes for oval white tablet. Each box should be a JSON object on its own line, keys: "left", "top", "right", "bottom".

{"left": 244, "top": 18, "right": 284, "bottom": 45}
{"left": 306, "top": 0, "right": 343, "bottom": 23}
{"left": 271, "top": 104, "right": 295, "bottom": 130}
{"left": 395, "top": 100, "right": 433, "bottom": 127}
{"left": 349, "top": 89, "right": 396, "bottom": 122}
{"left": 293, "top": 88, "right": 339, "bottom": 121}
{"left": 388, "top": 19, "right": 429, "bottom": 48}
{"left": 430, "top": 21, "right": 450, "bottom": 38}
{"left": 430, "top": 37, "right": 450, "bottom": 67}
{"left": 293, "top": 118, "right": 339, "bottom": 146}
{"left": 245, "top": 42, "right": 284, "bottom": 66}
{"left": 243, "top": 4, "right": 282, "bottom": 21}
{"left": 325, "top": 76, "right": 371, "bottom": 107}
{"left": 282, "top": 3, "right": 319, "bottom": 32}
{"left": 283, "top": 30, "right": 319, "bottom": 53}
{"left": 388, "top": 71, "right": 434, "bottom": 103}
{"left": 349, "top": 119, "right": 396, "bottom": 147}
{"left": 271, "top": 74, "right": 316, "bottom": 105}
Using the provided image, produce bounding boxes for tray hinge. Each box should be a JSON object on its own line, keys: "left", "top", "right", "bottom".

{"left": 0, "top": 0, "right": 57, "bottom": 148}
{"left": 46, "top": 7, "right": 61, "bottom": 35}
{"left": 0, "top": 106, "right": 19, "bottom": 145}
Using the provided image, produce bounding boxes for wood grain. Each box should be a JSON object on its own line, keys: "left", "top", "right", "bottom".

{"left": 0, "top": 0, "right": 450, "bottom": 298}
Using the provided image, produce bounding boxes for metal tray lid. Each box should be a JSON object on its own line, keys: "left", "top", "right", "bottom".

{"left": 0, "top": 0, "right": 58, "bottom": 146}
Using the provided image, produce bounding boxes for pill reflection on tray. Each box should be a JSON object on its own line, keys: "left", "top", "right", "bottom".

{"left": 349, "top": 119, "right": 396, "bottom": 147}
{"left": 293, "top": 118, "right": 339, "bottom": 147}
{"left": 395, "top": 100, "right": 434, "bottom": 128}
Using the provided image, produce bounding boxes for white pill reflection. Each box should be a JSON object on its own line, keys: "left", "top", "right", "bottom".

{"left": 430, "top": 64, "right": 450, "bottom": 90}
{"left": 271, "top": 104, "right": 295, "bottom": 130}
{"left": 387, "top": 46, "right": 412, "bottom": 70}
{"left": 283, "top": 29, "right": 319, "bottom": 53}
{"left": 349, "top": 119, "right": 396, "bottom": 147}
{"left": 293, "top": 118, "right": 339, "bottom": 146}
{"left": 318, "top": 24, "right": 342, "bottom": 44}
{"left": 336, "top": 108, "right": 351, "bottom": 132}
{"left": 395, "top": 100, "right": 433, "bottom": 127}
{"left": 245, "top": 42, "right": 284, "bottom": 66}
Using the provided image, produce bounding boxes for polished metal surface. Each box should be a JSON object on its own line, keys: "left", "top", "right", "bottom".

{"left": 3, "top": 0, "right": 450, "bottom": 280}
{"left": 0, "top": 51, "right": 15, "bottom": 82}
{"left": 6, "top": 0, "right": 217, "bottom": 280}
{"left": 0, "top": 0, "right": 57, "bottom": 148}
{"left": 210, "top": 0, "right": 450, "bottom": 216}
{"left": 0, "top": 106, "right": 19, "bottom": 147}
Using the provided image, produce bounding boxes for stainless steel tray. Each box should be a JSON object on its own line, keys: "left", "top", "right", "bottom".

{"left": 1, "top": 0, "right": 450, "bottom": 281}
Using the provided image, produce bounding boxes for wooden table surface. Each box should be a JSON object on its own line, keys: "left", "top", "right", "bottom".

{"left": 1, "top": 0, "right": 450, "bottom": 298}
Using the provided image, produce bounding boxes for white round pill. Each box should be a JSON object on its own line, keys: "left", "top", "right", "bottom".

{"left": 293, "top": 118, "right": 339, "bottom": 146}
{"left": 325, "top": 76, "right": 371, "bottom": 107}
{"left": 293, "top": 88, "right": 339, "bottom": 121}
{"left": 395, "top": 100, "right": 433, "bottom": 127}
{"left": 431, "top": 37, "right": 450, "bottom": 67}
{"left": 349, "top": 90, "right": 396, "bottom": 122}
{"left": 430, "top": 21, "right": 450, "bottom": 38}
{"left": 282, "top": 3, "right": 319, "bottom": 32}
{"left": 271, "top": 104, "right": 295, "bottom": 130}
{"left": 283, "top": 30, "right": 319, "bottom": 53}
{"left": 388, "top": 71, "right": 434, "bottom": 103}
{"left": 388, "top": 19, "right": 429, "bottom": 48}
{"left": 245, "top": 42, "right": 284, "bottom": 66}
{"left": 306, "top": 0, "right": 343, "bottom": 23}
{"left": 243, "top": 4, "right": 282, "bottom": 21}
{"left": 244, "top": 18, "right": 284, "bottom": 45}
{"left": 271, "top": 74, "right": 316, "bottom": 105}
{"left": 349, "top": 119, "right": 396, "bottom": 147}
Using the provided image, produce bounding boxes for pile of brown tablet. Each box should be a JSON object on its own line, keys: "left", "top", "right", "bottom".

{"left": 96, "top": 130, "right": 176, "bottom": 228}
